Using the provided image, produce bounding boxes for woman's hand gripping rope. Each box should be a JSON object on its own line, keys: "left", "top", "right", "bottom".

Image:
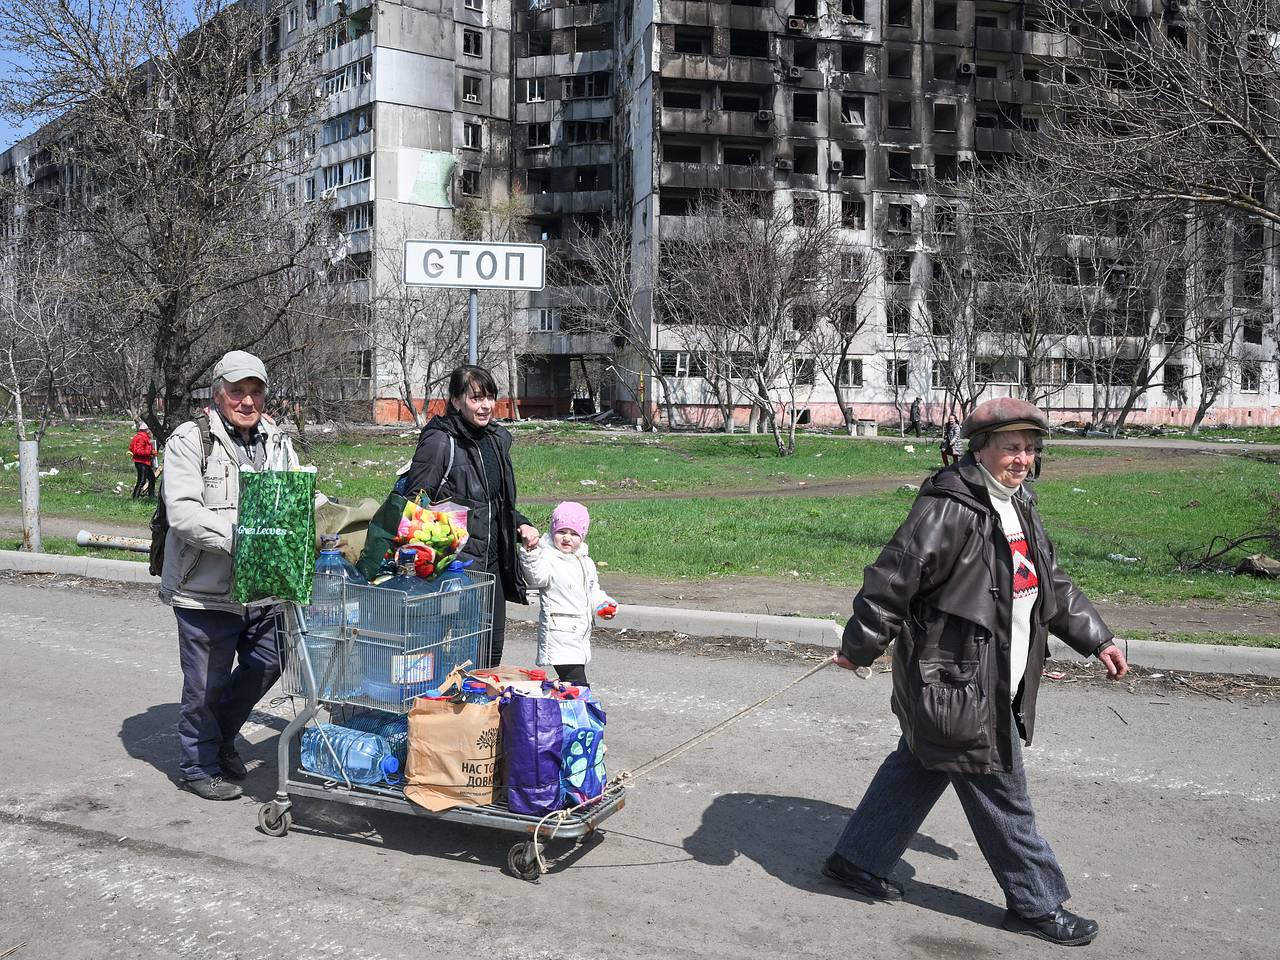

{"left": 523, "top": 653, "right": 872, "bottom": 877}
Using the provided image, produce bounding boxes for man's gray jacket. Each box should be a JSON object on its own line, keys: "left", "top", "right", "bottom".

{"left": 159, "top": 411, "right": 298, "bottom": 613}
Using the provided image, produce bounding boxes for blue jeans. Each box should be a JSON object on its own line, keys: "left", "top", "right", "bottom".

{"left": 833, "top": 724, "right": 1071, "bottom": 916}
{"left": 175, "top": 606, "right": 282, "bottom": 780}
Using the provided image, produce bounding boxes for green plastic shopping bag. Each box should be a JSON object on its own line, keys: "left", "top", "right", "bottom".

{"left": 234, "top": 466, "right": 318, "bottom": 604}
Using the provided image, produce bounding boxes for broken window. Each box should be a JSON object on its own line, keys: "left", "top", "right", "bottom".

{"left": 526, "top": 169, "right": 551, "bottom": 193}
{"left": 933, "top": 102, "right": 957, "bottom": 132}
{"left": 574, "top": 25, "right": 612, "bottom": 52}
{"left": 794, "top": 143, "right": 818, "bottom": 174}
{"left": 463, "top": 29, "right": 483, "bottom": 58}
{"left": 526, "top": 32, "right": 552, "bottom": 56}
{"left": 663, "top": 141, "right": 702, "bottom": 163}
{"left": 886, "top": 0, "right": 911, "bottom": 27}
{"left": 730, "top": 30, "right": 769, "bottom": 58}
{"left": 660, "top": 193, "right": 695, "bottom": 215}
{"left": 841, "top": 146, "right": 866, "bottom": 176}
{"left": 886, "top": 99, "right": 912, "bottom": 129}
{"left": 933, "top": 52, "right": 957, "bottom": 80}
{"left": 1241, "top": 361, "right": 1261, "bottom": 393}
{"left": 460, "top": 168, "right": 481, "bottom": 196}
{"left": 933, "top": 204, "right": 956, "bottom": 235}
{"left": 462, "top": 75, "right": 483, "bottom": 103}
{"left": 840, "top": 95, "right": 865, "bottom": 124}
{"left": 840, "top": 43, "right": 865, "bottom": 73}
{"left": 934, "top": 2, "right": 957, "bottom": 30}
{"left": 886, "top": 48, "right": 912, "bottom": 79}
{"left": 842, "top": 199, "right": 866, "bottom": 229}
{"left": 886, "top": 359, "right": 909, "bottom": 387}
{"left": 1244, "top": 315, "right": 1264, "bottom": 345}
{"left": 887, "top": 202, "right": 912, "bottom": 233}
{"left": 975, "top": 61, "right": 1003, "bottom": 79}
{"left": 794, "top": 39, "right": 818, "bottom": 68}
{"left": 886, "top": 252, "right": 913, "bottom": 283}
{"left": 526, "top": 122, "right": 551, "bottom": 147}
{"left": 1163, "top": 363, "right": 1186, "bottom": 399}
{"left": 886, "top": 300, "right": 912, "bottom": 334}
{"left": 792, "top": 303, "right": 818, "bottom": 332}
{"left": 841, "top": 0, "right": 864, "bottom": 18}
{"left": 793, "top": 196, "right": 819, "bottom": 226}
{"left": 673, "top": 26, "right": 711, "bottom": 54}
{"left": 887, "top": 150, "right": 913, "bottom": 182}
{"left": 793, "top": 0, "right": 818, "bottom": 16}
{"left": 793, "top": 91, "right": 818, "bottom": 122}
{"left": 663, "top": 88, "right": 703, "bottom": 109}
{"left": 723, "top": 88, "right": 764, "bottom": 111}
{"left": 575, "top": 165, "right": 601, "bottom": 190}
{"left": 566, "top": 119, "right": 611, "bottom": 143}
{"left": 562, "top": 73, "right": 611, "bottom": 99}
{"left": 723, "top": 145, "right": 762, "bottom": 166}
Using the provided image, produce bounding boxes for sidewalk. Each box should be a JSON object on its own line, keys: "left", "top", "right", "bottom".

{"left": 3, "top": 547, "right": 1276, "bottom": 678}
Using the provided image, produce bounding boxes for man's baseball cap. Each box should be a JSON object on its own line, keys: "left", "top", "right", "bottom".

{"left": 960, "top": 398, "right": 1048, "bottom": 439}
{"left": 211, "top": 350, "right": 269, "bottom": 388}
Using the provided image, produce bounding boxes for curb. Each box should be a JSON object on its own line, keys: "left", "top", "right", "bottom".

{"left": 2, "top": 549, "right": 1276, "bottom": 677}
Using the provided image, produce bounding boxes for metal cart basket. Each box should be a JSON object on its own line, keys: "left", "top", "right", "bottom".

{"left": 259, "top": 573, "right": 625, "bottom": 878}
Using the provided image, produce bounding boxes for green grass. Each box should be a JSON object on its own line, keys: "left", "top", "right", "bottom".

{"left": 1123, "top": 630, "right": 1280, "bottom": 649}
{"left": 4, "top": 423, "right": 1280, "bottom": 606}
{"left": 1186, "top": 426, "right": 1280, "bottom": 445}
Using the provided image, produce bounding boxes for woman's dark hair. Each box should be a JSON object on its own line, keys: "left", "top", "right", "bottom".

{"left": 447, "top": 365, "right": 498, "bottom": 402}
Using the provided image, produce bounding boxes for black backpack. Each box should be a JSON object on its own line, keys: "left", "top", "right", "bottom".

{"left": 148, "top": 413, "right": 214, "bottom": 577}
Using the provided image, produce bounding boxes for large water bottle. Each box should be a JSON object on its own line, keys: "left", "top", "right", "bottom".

{"left": 431, "top": 561, "right": 482, "bottom": 670}
{"left": 363, "top": 549, "right": 441, "bottom": 703}
{"left": 306, "top": 535, "right": 367, "bottom": 635}
{"left": 300, "top": 723, "right": 400, "bottom": 785}
{"left": 341, "top": 709, "right": 409, "bottom": 772}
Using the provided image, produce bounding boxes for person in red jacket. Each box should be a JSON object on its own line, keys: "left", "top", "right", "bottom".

{"left": 129, "top": 424, "right": 157, "bottom": 498}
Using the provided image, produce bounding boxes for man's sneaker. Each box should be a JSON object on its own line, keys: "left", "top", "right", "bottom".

{"left": 184, "top": 776, "right": 243, "bottom": 801}
{"left": 821, "top": 853, "right": 905, "bottom": 901}
{"left": 1002, "top": 905, "right": 1100, "bottom": 946}
{"left": 219, "top": 749, "right": 248, "bottom": 781}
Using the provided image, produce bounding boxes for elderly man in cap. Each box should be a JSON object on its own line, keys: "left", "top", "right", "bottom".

{"left": 159, "top": 350, "right": 298, "bottom": 800}
{"left": 823, "top": 397, "right": 1128, "bottom": 946}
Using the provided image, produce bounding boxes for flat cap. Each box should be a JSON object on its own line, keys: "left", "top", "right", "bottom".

{"left": 211, "top": 350, "right": 269, "bottom": 388}
{"left": 960, "top": 397, "right": 1048, "bottom": 439}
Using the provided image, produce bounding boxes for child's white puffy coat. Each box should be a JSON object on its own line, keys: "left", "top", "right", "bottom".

{"left": 519, "top": 535, "right": 614, "bottom": 666}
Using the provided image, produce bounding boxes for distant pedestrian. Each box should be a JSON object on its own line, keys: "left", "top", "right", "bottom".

{"left": 909, "top": 397, "right": 923, "bottom": 438}
{"left": 518, "top": 501, "right": 618, "bottom": 688}
{"left": 824, "top": 397, "right": 1128, "bottom": 947}
{"left": 129, "top": 424, "right": 157, "bottom": 498}
{"left": 940, "top": 414, "right": 962, "bottom": 466}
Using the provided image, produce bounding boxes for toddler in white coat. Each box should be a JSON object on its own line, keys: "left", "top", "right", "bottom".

{"left": 518, "top": 501, "right": 617, "bottom": 687}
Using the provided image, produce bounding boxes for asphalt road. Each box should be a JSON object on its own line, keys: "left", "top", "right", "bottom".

{"left": 1, "top": 578, "right": 1275, "bottom": 959}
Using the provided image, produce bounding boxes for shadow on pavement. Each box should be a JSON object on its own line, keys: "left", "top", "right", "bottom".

{"left": 119, "top": 702, "right": 288, "bottom": 788}
{"left": 682, "top": 792, "right": 1003, "bottom": 930}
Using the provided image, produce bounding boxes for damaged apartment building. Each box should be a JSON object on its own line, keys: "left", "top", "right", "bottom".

{"left": 4, "top": 0, "right": 1276, "bottom": 426}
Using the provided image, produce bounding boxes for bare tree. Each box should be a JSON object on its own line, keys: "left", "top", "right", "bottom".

{"left": 0, "top": 0, "right": 335, "bottom": 440}
{"left": 1032, "top": 1, "right": 1280, "bottom": 227}
{"left": 666, "top": 191, "right": 852, "bottom": 455}
{"left": 811, "top": 249, "right": 877, "bottom": 435}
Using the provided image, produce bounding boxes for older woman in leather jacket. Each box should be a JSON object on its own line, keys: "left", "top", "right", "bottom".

{"left": 825, "top": 397, "right": 1128, "bottom": 948}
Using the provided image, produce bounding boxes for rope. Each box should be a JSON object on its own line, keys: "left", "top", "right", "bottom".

{"left": 524, "top": 656, "right": 865, "bottom": 876}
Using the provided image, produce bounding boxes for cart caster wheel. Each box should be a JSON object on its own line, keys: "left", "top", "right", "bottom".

{"left": 507, "top": 841, "right": 542, "bottom": 881}
{"left": 258, "top": 803, "right": 292, "bottom": 837}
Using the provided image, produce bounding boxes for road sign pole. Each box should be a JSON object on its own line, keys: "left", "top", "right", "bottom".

{"left": 468, "top": 287, "right": 478, "bottom": 365}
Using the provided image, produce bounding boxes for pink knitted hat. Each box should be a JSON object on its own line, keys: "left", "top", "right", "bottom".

{"left": 550, "top": 501, "right": 590, "bottom": 538}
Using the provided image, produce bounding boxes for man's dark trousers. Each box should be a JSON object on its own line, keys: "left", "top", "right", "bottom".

{"left": 175, "top": 605, "right": 282, "bottom": 781}
{"left": 832, "top": 725, "right": 1070, "bottom": 917}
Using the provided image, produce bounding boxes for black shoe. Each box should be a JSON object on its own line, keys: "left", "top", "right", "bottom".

{"left": 1002, "top": 905, "right": 1099, "bottom": 946}
{"left": 184, "top": 776, "right": 243, "bottom": 801}
{"left": 821, "top": 853, "right": 904, "bottom": 901}
{"left": 219, "top": 749, "right": 248, "bottom": 781}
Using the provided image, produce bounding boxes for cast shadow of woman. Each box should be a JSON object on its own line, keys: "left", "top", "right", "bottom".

{"left": 682, "top": 792, "right": 1002, "bottom": 928}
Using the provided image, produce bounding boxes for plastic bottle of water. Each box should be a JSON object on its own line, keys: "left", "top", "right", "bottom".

{"left": 306, "top": 535, "right": 367, "bottom": 635}
{"left": 363, "top": 549, "right": 441, "bottom": 702}
{"left": 341, "top": 710, "right": 409, "bottom": 771}
{"left": 300, "top": 723, "right": 400, "bottom": 785}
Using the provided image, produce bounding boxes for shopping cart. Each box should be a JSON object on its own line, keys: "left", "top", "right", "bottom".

{"left": 258, "top": 573, "right": 626, "bottom": 879}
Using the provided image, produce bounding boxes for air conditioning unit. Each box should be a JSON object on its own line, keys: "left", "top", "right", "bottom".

{"left": 787, "top": 65, "right": 804, "bottom": 80}
{"left": 787, "top": 17, "right": 808, "bottom": 31}
{"left": 830, "top": 159, "right": 845, "bottom": 172}
{"left": 756, "top": 108, "right": 775, "bottom": 122}
{"left": 775, "top": 157, "right": 794, "bottom": 171}
{"left": 958, "top": 61, "right": 977, "bottom": 77}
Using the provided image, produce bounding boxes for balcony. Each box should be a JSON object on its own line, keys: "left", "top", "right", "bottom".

{"left": 659, "top": 106, "right": 773, "bottom": 138}
{"left": 974, "top": 127, "right": 1015, "bottom": 153}
{"left": 530, "top": 190, "right": 611, "bottom": 215}
{"left": 659, "top": 161, "right": 771, "bottom": 190}
{"left": 659, "top": 52, "right": 776, "bottom": 85}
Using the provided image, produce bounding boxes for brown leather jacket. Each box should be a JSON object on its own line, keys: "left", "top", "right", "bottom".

{"left": 841, "top": 455, "right": 1114, "bottom": 774}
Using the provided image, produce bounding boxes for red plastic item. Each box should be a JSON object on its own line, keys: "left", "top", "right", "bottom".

{"left": 595, "top": 602, "right": 617, "bottom": 619}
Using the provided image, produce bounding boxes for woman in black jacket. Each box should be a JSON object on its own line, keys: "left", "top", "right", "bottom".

{"left": 404, "top": 366, "right": 539, "bottom": 667}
